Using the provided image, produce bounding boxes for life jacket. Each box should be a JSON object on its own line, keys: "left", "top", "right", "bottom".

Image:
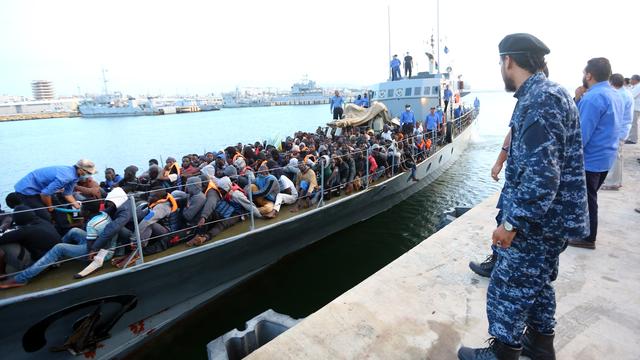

{"left": 303, "top": 154, "right": 316, "bottom": 165}
{"left": 231, "top": 153, "right": 244, "bottom": 164}
{"left": 416, "top": 137, "right": 425, "bottom": 150}
{"left": 239, "top": 166, "right": 253, "bottom": 176}
{"left": 224, "top": 183, "right": 246, "bottom": 202}
{"left": 204, "top": 181, "right": 222, "bottom": 198}
{"left": 425, "top": 138, "right": 432, "bottom": 150}
{"left": 149, "top": 194, "right": 179, "bottom": 213}
{"left": 149, "top": 194, "right": 181, "bottom": 231}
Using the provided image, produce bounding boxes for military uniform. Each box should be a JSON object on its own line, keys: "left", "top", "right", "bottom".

{"left": 488, "top": 71, "right": 589, "bottom": 346}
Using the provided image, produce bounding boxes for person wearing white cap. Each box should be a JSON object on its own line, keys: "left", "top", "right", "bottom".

{"left": 13, "top": 159, "right": 98, "bottom": 222}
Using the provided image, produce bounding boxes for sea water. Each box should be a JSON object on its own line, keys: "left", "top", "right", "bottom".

{"left": 0, "top": 91, "right": 514, "bottom": 359}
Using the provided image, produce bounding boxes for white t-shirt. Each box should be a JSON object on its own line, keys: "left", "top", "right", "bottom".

{"left": 278, "top": 175, "right": 298, "bottom": 197}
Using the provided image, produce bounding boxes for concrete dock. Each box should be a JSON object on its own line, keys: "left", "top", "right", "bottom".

{"left": 248, "top": 145, "right": 640, "bottom": 360}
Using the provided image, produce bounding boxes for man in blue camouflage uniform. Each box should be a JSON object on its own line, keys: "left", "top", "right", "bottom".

{"left": 458, "top": 33, "right": 589, "bottom": 360}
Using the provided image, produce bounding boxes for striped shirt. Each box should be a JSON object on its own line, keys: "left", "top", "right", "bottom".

{"left": 86, "top": 211, "right": 112, "bottom": 241}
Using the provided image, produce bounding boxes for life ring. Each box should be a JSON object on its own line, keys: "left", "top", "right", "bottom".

{"left": 378, "top": 90, "right": 385, "bottom": 98}
{"left": 394, "top": 88, "right": 403, "bottom": 97}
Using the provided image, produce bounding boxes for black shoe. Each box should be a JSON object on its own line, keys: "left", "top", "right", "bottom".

{"left": 469, "top": 254, "right": 496, "bottom": 278}
{"left": 458, "top": 337, "right": 522, "bottom": 360}
{"left": 625, "top": 140, "right": 636, "bottom": 144}
{"left": 567, "top": 239, "right": 596, "bottom": 249}
{"left": 522, "top": 327, "right": 556, "bottom": 360}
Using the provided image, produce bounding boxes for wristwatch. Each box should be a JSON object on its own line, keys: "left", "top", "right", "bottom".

{"left": 503, "top": 220, "right": 516, "bottom": 232}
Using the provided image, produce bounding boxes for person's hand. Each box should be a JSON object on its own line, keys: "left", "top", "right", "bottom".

{"left": 71, "top": 201, "right": 81, "bottom": 209}
{"left": 197, "top": 217, "right": 206, "bottom": 227}
{"left": 491, "top": 161, "right": 503, "bottom": 181}
{"left": 87, "top": 251, "right": 97, "bottom": 261}
{"left": 492, "top": 224, "right": 517, "bottom": 249}
{"left": 574, "top": 86, "right": 587, "bottom": 101}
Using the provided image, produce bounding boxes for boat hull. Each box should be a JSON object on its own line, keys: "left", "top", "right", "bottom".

{"left": 0, "top": 119, "right": 475, "bottom": 359}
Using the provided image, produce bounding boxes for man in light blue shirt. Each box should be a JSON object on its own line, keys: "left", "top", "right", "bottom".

{"left": 569, "top": 57, "right": 622, "bottom": 249}
{"left": 14, "top": 159, "right": 98, "bottom": 222}
{"left": 330, "top": 90, "right": 344, "bottom": 120}
{"left": 424, "top": 107, "right": 439, "bottom": 142}
{"left": 362, "top": 93, "right": 370, "bottom": 108}
{"left": 399, "top": 104, "right": 415, "bottom": 136}
{"left": 444, "top": 85, "right": 453, "bottom": 112}
{"left": 390, "top": 55, "right": 401, "bottom": 81}
{"left": 602, "top": 73, "right": 634, "bottom": 190}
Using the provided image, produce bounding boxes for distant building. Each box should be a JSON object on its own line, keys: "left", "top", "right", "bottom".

{"left": 31, "top": 80, "right": 55, "bottom": 100}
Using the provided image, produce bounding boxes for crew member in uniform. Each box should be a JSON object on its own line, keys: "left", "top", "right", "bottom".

{"left": 458, "top": 33, "right": 589, "bottom": 360}
{"left": 399, "top": 104, "right": 416, "bottom": 136}
{"left": 330, "top": 90, "right": 344, "bottom": 120}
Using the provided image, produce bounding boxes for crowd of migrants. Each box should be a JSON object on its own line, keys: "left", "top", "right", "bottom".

{"left": 0, "top": 109, "right": 472, "bottom": 287}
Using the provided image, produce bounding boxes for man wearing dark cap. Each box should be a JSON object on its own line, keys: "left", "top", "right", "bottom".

{"left": 458, "top": 33, "right": 589, "bottom": 360}
{"left": 13, "top": 159, "right": 98, "bottom": 222}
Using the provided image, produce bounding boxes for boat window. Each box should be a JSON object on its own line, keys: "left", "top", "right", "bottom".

{"left": 387, "top": 89, "right": 394, "bottom": 98}
{"left": 414, "top": 87, "right": 421, "bottom": 96}
{"left": 424, "top": 87, "right": 431, "bottom": 95}
{"left": 405, "top": 88, "right": 412, "bottom": 96}
{"left": 433, "top": 86, "right": 439, "bottom": 94}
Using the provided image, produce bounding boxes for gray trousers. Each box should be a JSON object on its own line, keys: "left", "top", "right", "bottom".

{"left": 629, "top": 111, "right": 639, "bottom": 143}
{"left": 603, "top": 141, "right": 623, "bottom": 188}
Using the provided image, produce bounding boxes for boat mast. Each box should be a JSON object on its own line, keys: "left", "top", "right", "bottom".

{"left": 436, "top": 0, "right": 440, "bottom": 74}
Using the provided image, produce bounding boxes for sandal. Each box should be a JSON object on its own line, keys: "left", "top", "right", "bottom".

{"left": 115, "top": 253, "right": 140, "bottom": 269}
{"left": 186, "top": 235, "right": 209, "bottom": 247}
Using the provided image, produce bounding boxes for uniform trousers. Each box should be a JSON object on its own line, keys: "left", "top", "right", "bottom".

{"left": 487, "top": 232, "right": 565, "bottom": 346}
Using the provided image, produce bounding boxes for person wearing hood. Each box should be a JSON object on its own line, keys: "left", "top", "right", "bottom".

{"left": 88, "top": 187, "right": 132, "bottom": 256}
{"left": 219, "top": 176, "right": 262, "bottom": 219}
{"left": 233, "top": 157, "right": 255, "bottom": 184}
{"left": 0, "top": 205, "right": 60, "bottom": 279}
{"left": 250, "top": 164, "right": 279, "bottom": 218}
{"left": 181, "top": 156, "right": 201, "bottom": 180}
{"left": 187, "top": 176, "right": 243, "bottom": 247}
{"left": 181, "top": 177, "right": 206, "bottom": 225}
{"left": 13, "top": 159, "right": 98, "bottom": 222}
{"left": 1, "top": 200, "right": 113, "bottom": 288}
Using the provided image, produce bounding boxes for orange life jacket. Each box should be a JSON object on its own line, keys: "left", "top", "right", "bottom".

{"left": 416, "top": 137, "right": 425, "bottom": 150}
{"left": 163, "top": 162, "right": 181, "bottom": 177}
{"left": 149, "top": 193, "right": 178, "bottom": 213}
{"left": 232, "top": 153, "right": 244, "bottom": 164}
{"left": 205, "top": 181, "right": 222, "bottom": 198}
{"left": 425, "top": 138, "right": 432, "bottom": 150}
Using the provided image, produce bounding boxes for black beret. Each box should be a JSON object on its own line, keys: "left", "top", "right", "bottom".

{"left": 499, "top": 33, "right": 550, "bottom": 56}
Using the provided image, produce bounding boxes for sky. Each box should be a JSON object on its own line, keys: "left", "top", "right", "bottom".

{"left": 1, "top": 0, "right": 638, "bottom": 97}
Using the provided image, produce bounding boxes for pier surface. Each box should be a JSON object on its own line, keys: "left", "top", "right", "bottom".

{"left": 248, "top": 145, "right": 640, "bottom": 360}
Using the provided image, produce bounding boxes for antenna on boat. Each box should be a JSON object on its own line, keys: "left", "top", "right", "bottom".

{"left": 102, "top": 68, "right": 109, "bottom": 95}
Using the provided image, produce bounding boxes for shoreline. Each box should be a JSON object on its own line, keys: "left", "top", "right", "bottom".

{"left": 0, "top": 112, "right": 79, "bottom": 122}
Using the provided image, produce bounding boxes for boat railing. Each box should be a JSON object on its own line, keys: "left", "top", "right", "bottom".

{"left": 0, "top": 112, "right": 476, "bottom": 286}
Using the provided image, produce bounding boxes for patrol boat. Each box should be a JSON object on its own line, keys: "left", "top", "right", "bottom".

{"left": 0, "top": 62, "right": 477, "bottom": 360}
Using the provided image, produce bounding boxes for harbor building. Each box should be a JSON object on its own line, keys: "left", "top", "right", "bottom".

{"left": 31, "top": 80, "right": 55, "bottom": 100}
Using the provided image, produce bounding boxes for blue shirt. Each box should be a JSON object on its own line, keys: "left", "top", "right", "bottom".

{"left": 454, "top": 107, "right": 462, "bottom": 118}
{"left": 15, "top": 165, "right": 79, "bottom": 196}
{"left": 444, "top": 88, "right": 453, "bottom": 101}
{"left": 330, "top": 95, "right": 344, "bottom": 112}
{"left": 390, "top": 58, "right": 401, "bottom": 69}
{"left": 400, "top": 110, "right": 416, "bottom": 125}
{"left": 86, "top": 212, "right": 112, "bottom": 241}
{"left": 616, "top": 87, "right": 634, "bottom": 140}
{"left": 362, "top": 97, "right": 370, "bottom": 108}
{"left": 578, "top": 81, "right": 623, "bottom": 172}
{"left": 354, "top": 99, "right": 364, "bottom": 106}
{"left": 424, "top": 113, "right": 438, "bottom": 130}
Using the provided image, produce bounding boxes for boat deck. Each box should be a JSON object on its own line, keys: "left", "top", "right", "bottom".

{"left": 0, "top": 189, "right": 345, "bottom": 299}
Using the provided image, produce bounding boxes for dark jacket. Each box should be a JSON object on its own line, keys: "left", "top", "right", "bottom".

{"left": 0, "top": 206, "right": 60, "bottom": 260}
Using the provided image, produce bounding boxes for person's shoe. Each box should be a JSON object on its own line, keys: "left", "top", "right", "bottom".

{"left": 458, "top": 337, "right": 521, "bottom": 360}
{"left": 600, "top": 185, "right": 620, "bottom": 191}
{"left": 624, "top": 140, "right": 636, "bottom": 144}
{"left": 522, "top": 327, "right": 556, "bottom": 360}
{"left": 469, "top": 254, "right": 497, "bottom": 278}
{"left": 568, "top": 239, "right": 596, "bottom": 249}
